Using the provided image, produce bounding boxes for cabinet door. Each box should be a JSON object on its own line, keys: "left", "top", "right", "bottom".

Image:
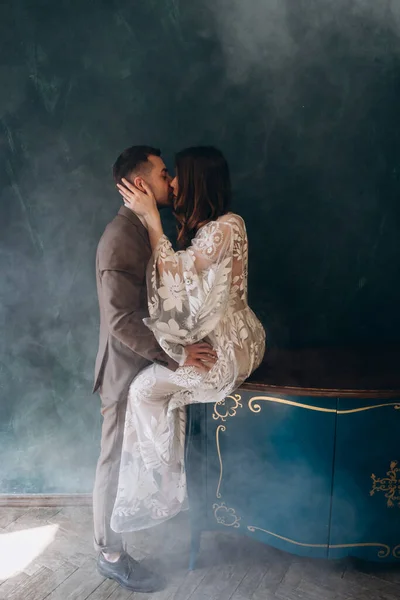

{"left": 205, "top": 390, "right": 337, "bottom": 558}
{"left": 329, "top": 397, "right": 400, "bottom": 562}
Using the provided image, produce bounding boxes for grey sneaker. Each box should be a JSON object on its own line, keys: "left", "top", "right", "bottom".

{"left": 97, "top": 551, "right": 165, "bottom": 592}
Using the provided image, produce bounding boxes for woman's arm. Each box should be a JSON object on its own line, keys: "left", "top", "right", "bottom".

{"left": 117, "top": 178, "right": 164, "bottom": 250}
{"left": 117, "top": 178, "right": 219, "bottom": 369}
{"left": 117, "top": 178, "right": 217, "bottom": 274}
{"left": 145, "top": 212, "right": 165, "bottom": 252}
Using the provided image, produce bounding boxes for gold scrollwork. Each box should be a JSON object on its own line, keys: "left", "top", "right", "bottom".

{"left": 248, "top": 396, "right": 400, "bottom": 415}
{"left": 329, "top": 544, "right": 391, "bottom": 559}
{"left": 215, "top": 424, "right": 226, "bottom": 499}
{"left": 247, "top": 525, "right": 327, "bottom": 549}
{"left": 248, "top": 396, "right": 336, "bottom": 414}
{"left": 213, "top": 502, "right": 241, "bottom": 528}
{"left": 213, "top": 409, "right": 241, "bottom": 525}
{"left": 247, "top": 526, "right": 392, "bottom": 559}
{"left": 371, "top": 461, "right": 400, "bottom": 508}
{"left": 213, "top": 394, "right": 243, "bottom": 422}
{"left": 338, "top": 403, "right": 400, "bottom": 415}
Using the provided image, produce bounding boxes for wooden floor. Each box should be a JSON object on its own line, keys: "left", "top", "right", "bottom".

{"left": 1, "top": 506, "right": 400, "bottom": 600}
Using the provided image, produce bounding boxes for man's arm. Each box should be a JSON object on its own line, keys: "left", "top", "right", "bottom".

{"left": 100, "top": 268, "right": 179, "bottom": 370}
{"left": 98, "top": 219, "right": 218, "bottom": 372}
{"left": 98, "top": 222, "right": 179, "bottom": 371}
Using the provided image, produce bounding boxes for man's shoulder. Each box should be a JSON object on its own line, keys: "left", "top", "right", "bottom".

{"left": 99, "top": 211, "right": 142, "bottom": 245}
{"left": 97, "top": 212, "right": 149, "bottom": 270}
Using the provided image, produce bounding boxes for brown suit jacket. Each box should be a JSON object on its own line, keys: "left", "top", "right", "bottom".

{"left": 93, "top": 206, "right": 178, "bottom": 402}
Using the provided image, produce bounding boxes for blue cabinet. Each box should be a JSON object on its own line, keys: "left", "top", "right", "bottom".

{"left": 329, "top": 398, "right": 400, "bottom": 561}
{"left": 206, "top": 392, "right": 336, "bottom": 558}
{"left": 185, "top": 350, "right": 400, "bottom": 565}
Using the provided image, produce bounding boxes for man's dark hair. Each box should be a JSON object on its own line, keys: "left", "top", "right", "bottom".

{"left": 112, "top": 145, "right": 161, "bottom": 183}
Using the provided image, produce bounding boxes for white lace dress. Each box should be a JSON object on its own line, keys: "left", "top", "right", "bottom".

{"left": 110, "top": 213, "right": 266, "bottom": 532}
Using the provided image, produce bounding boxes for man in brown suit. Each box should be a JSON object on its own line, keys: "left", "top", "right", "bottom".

{"left": 93, "top": 146, "right": 216, "bottom": 592}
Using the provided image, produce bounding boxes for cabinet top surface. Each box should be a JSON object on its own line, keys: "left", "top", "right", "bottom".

{"left": 243, "top": 347, "right": 400, "bottom": 397}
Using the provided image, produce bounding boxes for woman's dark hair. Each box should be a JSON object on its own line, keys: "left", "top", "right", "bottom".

{"left": 173, "top": 146, "right": 231, "bottom": 249}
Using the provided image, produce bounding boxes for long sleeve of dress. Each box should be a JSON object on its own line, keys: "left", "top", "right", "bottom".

{"left": 143, "top": 219, "right": 235, "bottom": 364}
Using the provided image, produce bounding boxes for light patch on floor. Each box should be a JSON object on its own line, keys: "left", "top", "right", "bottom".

{"left": 0, "top": 524, "right": 59, "bottom": 580}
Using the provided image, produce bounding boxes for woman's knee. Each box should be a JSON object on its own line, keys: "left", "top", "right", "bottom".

{"left": 128, "top": 366, "right": 158, "bottom": 403}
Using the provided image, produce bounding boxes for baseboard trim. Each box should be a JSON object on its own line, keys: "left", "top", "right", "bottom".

{"left": 0, "top": 494, "right": 92, "bottom": 507}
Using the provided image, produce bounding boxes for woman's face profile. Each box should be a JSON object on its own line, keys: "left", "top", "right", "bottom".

{"left": 170, "top": 175, "right": 179, "bottom": 198}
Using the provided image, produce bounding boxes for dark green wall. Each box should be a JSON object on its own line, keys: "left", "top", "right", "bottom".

{"left": 1, "top": 0, "right": 400, "bottom": 493}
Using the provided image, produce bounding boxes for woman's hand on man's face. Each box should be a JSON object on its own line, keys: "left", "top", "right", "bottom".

{"left": 117, "top": 178, "right": 158, "bottom": 218}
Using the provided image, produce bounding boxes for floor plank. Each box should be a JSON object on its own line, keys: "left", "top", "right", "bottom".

{"left": 85, "top": 577, "right": 119, "bottom": 600}
{"left": 0, "top": 508, "right": 30, "bottom": 529}
{"left": 44, "top": 557, "right": 104, "bottom": 600}
{"left": 0, "top": 571, "right": 30, "bottom": 599}
{"left": 47, "top": 507, "right": 94, "bottom": 540}
{"left": 340, "top": 567, "right": 400, "bottom": 600}
{"left": 167, "top": 568, "right": 209, "bottom": 600}
{"left": 7, "top": 562, "right": 77, "bottom": 600}
{"left": 105, "top": 588, "right": 134, "bottom": 600}
{"left": 11, "top": 507, "right": 63, "bottom": 524}
{"left": 252, "top": 558, "right": 292, "bottom": 600}
{"left": 0, "top": 505, "right": 399, "bottom": 600}
{"left": 187, "top": 563, "right": 249, "bottom": 600}
{"left": 231, "top": 564, "right": 278, "bottom": 600}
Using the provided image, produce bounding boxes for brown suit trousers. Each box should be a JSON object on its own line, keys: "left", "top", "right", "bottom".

{"left": 92, "top": 206, "right": 178, "bottom": 553}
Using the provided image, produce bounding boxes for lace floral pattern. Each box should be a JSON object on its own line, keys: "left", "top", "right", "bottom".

{"left": 111, "top": 213, "right": 266, "bottom": 533}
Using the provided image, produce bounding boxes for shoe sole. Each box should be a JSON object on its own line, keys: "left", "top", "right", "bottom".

{"left": 97, "top": 565, "right": 163, "bottom": 593}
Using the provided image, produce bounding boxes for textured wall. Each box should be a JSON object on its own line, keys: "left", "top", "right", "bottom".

{"left": 1, "top": 0, "right": 400, "bottom": 493}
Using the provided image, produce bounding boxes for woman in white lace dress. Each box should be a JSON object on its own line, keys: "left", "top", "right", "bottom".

{"left": 110, "top": 147, "right": 266, "bottom": 533}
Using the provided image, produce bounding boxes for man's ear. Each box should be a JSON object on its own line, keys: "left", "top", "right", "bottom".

{"left": 132, "top": 176, "right": 146, "bottom": 192}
